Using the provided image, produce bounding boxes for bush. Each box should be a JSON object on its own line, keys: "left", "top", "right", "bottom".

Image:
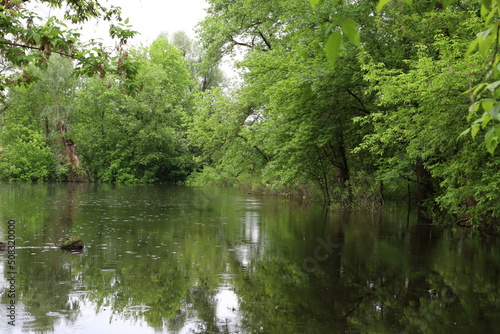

{"left": 0, "top": 124, "right": 56, "bottom": 181}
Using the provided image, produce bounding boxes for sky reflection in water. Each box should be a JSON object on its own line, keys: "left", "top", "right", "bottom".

{"left": 0, "top": 184, "right": 500, "bottom": 333}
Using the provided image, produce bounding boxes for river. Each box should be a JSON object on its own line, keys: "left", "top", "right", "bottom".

{"left": 0, "top": 183, "right": 499, "bottom": 333}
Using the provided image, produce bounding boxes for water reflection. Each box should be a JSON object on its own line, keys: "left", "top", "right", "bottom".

{"left": 236, "top": 207, "right": 261, "bottom": 270}
{"left": 0, "top": 184, "right": 499, "bottom": 333}
{"left": 214, "top": 285, "right": 241, "bottom": 332}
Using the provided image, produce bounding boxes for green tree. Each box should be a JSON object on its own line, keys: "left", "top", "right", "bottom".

{"left": 355, "top": 4, "right": 500, "bottom": 226}
{"left": 33, "top": 55, "right": 87, "bottom": 181}
{"left": 72, "top": 37, "right": 195, "bottom": 183}
{"left": 0, "top": 123, "right": 55, "bottom": 181}
{"left": 374, "top": 1, "right": 500, "bottom": 156}
{"left": 168, "top": 30, "right": 225, "bottom": 92}
{"left": 0, "top": 0, "right": 138, "bottom": 98}
{"left": 193, "top": 0, "right": 379, "bottom": 206}
{"left": 185, "top": 87, "right": 264, "bottom": 186}
{"left": 0, "top": 55, "right": 82, "bottom": 181}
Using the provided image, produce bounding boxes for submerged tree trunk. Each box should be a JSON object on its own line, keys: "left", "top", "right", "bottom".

{"left": 415, "top": 159, "right": 433, "bottom": 220}
{"left": 337, "top": 139, "right": 351, "bottom": 195}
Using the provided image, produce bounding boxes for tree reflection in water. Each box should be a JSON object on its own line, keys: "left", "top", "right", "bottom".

{"left": 0, "top": 184, "right": 499, "bottom": 333}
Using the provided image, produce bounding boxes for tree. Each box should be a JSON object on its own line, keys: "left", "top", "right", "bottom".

{"left": 1, "top": 35, "right": 196, "bottom": 183}
{"left": 166, "top": 30, "right": 225, "bottom": 92}
{"left": 193, "top": 0, "right": 500, "bottom": 227}
{"left": 0, "top": 123, "right": 55, "bottom": 181}
{"left": 193, "top": 0, "right": 380, "bottom": 205}
{"left": 0, "top": 0, "right": 139, "bottom": 100}
{"left": 185, "top": 87, "right": 263, "bottom": 186}
{"left": 33, "top": 55, "right": 87, "bottom": 181}
{"left": 0, "top": 55, "right": 82, "bottom": 181}
{"left": 72, "top": 37, "right": 195, "bottom": 183}
{"left": 243, "top": 0, "right": 500, "bottom": 156}
{"left": 355, "top": 3, "right": 500, "bottom": 226}
{"left": 373, "top": 1, "right": 500, "bottom": 155}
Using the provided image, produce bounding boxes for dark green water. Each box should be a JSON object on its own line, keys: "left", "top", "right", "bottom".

{"left": 0, "top": 183, "right": 499, "bottom": 333}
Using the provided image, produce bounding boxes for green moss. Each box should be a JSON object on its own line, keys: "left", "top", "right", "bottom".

{"left": 57, "top": 236, "right": 84, "bottom": 249}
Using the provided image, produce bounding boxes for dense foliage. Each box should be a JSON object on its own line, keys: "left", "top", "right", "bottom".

{"left": 0, "top": 0, "right": 138, "bottom": 95}
{"left": 1, "top": 39, "right": 198, "bottom": 183}
{"left": 191, "top": 0, "right": 500, "bottom": 229}
{"left": 1, "top": 0, "right": 500, "bottom": 229}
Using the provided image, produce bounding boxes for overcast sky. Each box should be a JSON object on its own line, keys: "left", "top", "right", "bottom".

{"left": 35, "top": 0, "right": 209, "bottom": 46}
{"left": 34, "top": 0, "right": 241, "bottom": 79}
{"left": 105, "top": 0, "right": 209, "bottom": 45}
{"left": 104, "top": 0, "right": 238, "bottom": 79}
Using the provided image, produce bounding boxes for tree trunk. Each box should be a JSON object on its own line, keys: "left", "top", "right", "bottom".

{"left": 415, "top": 159, "right": 433, "bottom": 220}
{"left": 57, "top": 122, "right": 87, "bottom": 182}
{"left": 336, "top": 137, "right": 352, "bottom": 204}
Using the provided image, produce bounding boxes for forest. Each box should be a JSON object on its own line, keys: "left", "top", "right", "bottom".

{"left": 1, "top": 0, "right": 500, "bottom": 230}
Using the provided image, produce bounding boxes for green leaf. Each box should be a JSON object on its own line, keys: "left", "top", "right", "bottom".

{"left": 484, "top": 5, "right": 498, "bottom": 24}
{"left": 309, "top": 0, "right": 322, "bottom": 9}
{"left": 488, "top": 102, "right": 500, "bottom": 119}
{"left": 472, "top": 83, "right": 487, "bottom": 97}
{"left": 481, "top": 5, "right": 487, "bottom": 18}
{"left": 478, "top": 36, "right": 492, "bottom": 58}
{"left": 33, "top": 33, "right": 41, "bottom": 45}
{"left": 485, "top": 126, "right": 498, "bottom": 154}
{"left": 482, "top": 112, "right": 493, "bottom": 128}
{"left": 485, "top": 80, "right": 500, "bottom": 92}
{"left": 468, "top": 101, "right": 480, "bottom": 122}
{"left": 341, "top": 18, "right": 360, "bottom": 47}
{"left": 324, "top": 30, "right": 342, "bottom": 67}
{"left": 471, "top": 123, "right": 481, "bottom": 139}
{"left": 377, "top": 0, "right": 392, "bottom": 13}
{"left": 486, "top": 139, "right": 498, "bottom": 154}
{"left": 465, "top": 38, "right": 479, "bottom": 57}
{"left": 483, "top": 0, "right": 492, "bottom": 10}
{"left": 459, "top": 128, "right": 471, "bottom": 138}
{"left": 481, "top": 99, "right": 494, "bottom": 113}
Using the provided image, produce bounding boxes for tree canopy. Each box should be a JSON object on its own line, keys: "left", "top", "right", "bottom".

{"left": 0, "top": 0, "right": 138, "bottom": 96}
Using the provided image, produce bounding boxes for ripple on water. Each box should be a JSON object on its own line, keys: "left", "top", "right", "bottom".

{"left": 46, "top": 311, "right": 64, "bottom": 317}
{"left": 122, "top": 305, "right": 151, "bottom": 316}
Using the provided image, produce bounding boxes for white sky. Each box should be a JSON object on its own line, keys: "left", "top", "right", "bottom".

{"left": 34, "top": 0, "right": 240, "bottom": 81}
{"left": 99, "top": 0, "right": 240, "bottom": 80}
{"left": 35, "top": 0, "right": 209, "bottom": 47}
{"left": 102, "top": 0, "right": 209, "bottom": 45}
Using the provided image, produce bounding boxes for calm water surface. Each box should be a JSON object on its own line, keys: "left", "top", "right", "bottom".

{"left": 0, "top": 183, "right": 499, "bottom": 333}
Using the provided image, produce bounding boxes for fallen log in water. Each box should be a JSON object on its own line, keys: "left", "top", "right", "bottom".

{"left": 56, "top": 236, "right": 84, "bottom": 250}
{"left": 0, "top": 236, "right": 84, "bottom": 251}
